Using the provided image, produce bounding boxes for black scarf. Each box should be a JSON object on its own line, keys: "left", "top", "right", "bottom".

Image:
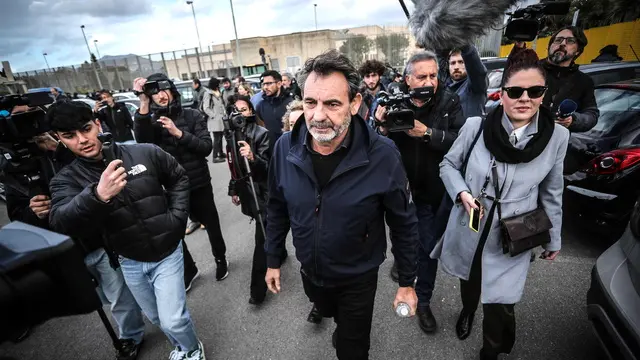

{"left": 483, "top": 105, "right": 555, "bottom": 164}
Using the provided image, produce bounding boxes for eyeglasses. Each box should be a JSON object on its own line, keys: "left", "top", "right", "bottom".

{"left": 502, "top": 86, "right": 548, "bottom": 99}
{"left": 552, "top": 36, "right": 577, "bottom": 45}
{"left": 262, "top": 81, "right": 277, "bottom": 87}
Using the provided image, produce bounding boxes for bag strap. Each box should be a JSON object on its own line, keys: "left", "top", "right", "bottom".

{"left": 491, "top": 162, "right": 504, "bottom": 221}
{"left": 461, "top": 118, "right": 485, "bottom": 176}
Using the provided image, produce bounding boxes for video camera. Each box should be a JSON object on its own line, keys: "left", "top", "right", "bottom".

{"left": 133, "top": 80, "right": 172, "bottom": 97}
{"left": 504, "top": 1, "right": 571, "bottom": 41}
{"left": 223, "top": 109, "right": 249, "bottom": 132}
{"left": 376, "top": 86, "right": 435, "bottom": 132}
{"left": 0, "top": 93, "right": 55, "bottom": 197}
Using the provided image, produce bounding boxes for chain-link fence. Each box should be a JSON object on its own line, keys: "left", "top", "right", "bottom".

{"left": 11, "top": 25, "right": 502, "bottom": 94}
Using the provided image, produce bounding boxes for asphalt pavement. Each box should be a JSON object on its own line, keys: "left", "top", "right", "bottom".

{"left": 0, "top": 157, "right": 612, "bottom": 360}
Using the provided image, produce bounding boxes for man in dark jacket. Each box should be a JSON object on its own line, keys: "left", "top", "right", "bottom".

{"left": 376, "top": 50, "right": 465, "bottom": 335}
{"left": 265, "top": 50, "right": 418, "bottom": 360}
{"left": 255, "top": 70, "right": 293, "bottom": 150}
{"left": 46, "top": 101, "right": 205, "bottom": 360}
{"left": 133, "top": 74, "right": 229, "bottom": 285}
{"left": 95, "top": 90, "right": 135, "bottom": 144}
{"left": 192, "top": 79, "right": 206, "bottom": 111}
{"left": 446, "top": 45, "right": 488, "bottom": 118}
{"left": 541, "top": 26, "right": 599, "bottom": 132}
{"left": 225, "top": 94, "right": 274, "bottom": 305}
{"left": 358, "top": 59, "right": 387, "bottom": 128}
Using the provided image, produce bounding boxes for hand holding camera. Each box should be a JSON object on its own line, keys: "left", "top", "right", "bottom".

{"left": 29, "top": 195, "right": 51, "bottom": 219}
{"left": 157, "top": 116, "right": 182, "bottom": 138}
{"left": 96, "top": 160, "right": 127, "bottom": 203}
{"left": 238, "top": 141, "right": 254, "bottom": 162}
{"left": 133, "top": 77, "right": 150, "bottom": 114}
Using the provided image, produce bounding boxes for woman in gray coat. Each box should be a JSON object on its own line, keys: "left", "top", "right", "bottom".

{"left": 433, "top": 49, "right": 569, "bottom": 360}
{"left": 202, "top": 77, "right": 226, "bottom": 162}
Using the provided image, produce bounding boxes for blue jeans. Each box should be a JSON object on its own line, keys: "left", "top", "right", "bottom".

{"left": 118, "top": 241, "right": 199, "bottom": 351}
{"left": 415, "top": 201, "right": 439, "bottom": 307}
{"left": 84, "top": 248, "right": 145, "bottom": 344}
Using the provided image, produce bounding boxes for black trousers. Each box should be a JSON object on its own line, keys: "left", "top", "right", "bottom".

{"left": 301, "top": 270, "right": 378, "bottom": 360}
{"left": 250, "top": 216, "right": 267, "bottom": 300}
{"left": 212, "top": 131, "right": 224, "bottom": 159}
{"left": 460, "top": 204, "right": 516, "bottom": 357}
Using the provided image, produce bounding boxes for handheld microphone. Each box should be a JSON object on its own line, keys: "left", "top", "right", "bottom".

{"left": 557, "top": 99, "right": 578, "bottom": 119}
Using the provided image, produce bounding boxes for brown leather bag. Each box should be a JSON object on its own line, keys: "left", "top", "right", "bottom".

{"left": 491, "top": 165, "right": 552, "bottom": 257}
{"left": 499, "top": 209, "right": 552, "bottom": 256}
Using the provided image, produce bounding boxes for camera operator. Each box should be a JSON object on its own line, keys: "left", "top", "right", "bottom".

{"left": 47, "top": 101, "right": 206, "bottom": 360}
{"left": 358, "top": 60, "right": 387, "bottom": 129}
{"left": 376, "top": 50, "right": 464, "bottom": 335}
{"left": 132, "top": 74, "right": 229, "bottom": 286}
{"left": 95, "top": 90, "right": 135, "bottom": 145}
{"left": 2, "top": 103, "right": 146, "bottom": 360}
{"left": 224, "top": 94, "right": 272, "bottom": 305}
{"left": 540, "top": 26, "right": 599, "bottom": 132}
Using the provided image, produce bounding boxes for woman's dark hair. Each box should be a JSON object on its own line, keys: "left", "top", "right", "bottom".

{"left": 208, "top": 77, "right": 220, "bottom": 90}
{"left": 47, "top": 100, "right": 95, "bottom": 132}
{"left": 548, "top": 26, "right": 588, "bottom": 58}
{"left": 501, "top": 48, "right": 546, "bottom": 87}
{"left": 230, "top": 94, "right": 255, "bottom": 114}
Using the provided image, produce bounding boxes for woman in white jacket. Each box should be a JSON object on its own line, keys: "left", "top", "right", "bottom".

{"left": 202, "top": 77, "right": 226, "bottom": 162}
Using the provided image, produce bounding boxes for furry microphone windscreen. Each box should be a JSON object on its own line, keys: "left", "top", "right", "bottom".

{"left": 409, "top": 0, "right": 520, "bottom": 51}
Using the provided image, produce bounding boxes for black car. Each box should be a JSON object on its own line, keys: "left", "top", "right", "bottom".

{"left": 587, "top": 195, "right": 640, "bottom": 360}
{"left": 564, "top": 80, "right": 640, "bottom": 237}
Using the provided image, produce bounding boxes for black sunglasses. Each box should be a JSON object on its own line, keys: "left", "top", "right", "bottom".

{"left": 502, "top": 86, "right": 548, "bottom": 99}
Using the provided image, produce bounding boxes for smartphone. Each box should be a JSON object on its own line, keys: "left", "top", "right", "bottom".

{"left": 469, "top": 199, "right": 482, "bottom": 233}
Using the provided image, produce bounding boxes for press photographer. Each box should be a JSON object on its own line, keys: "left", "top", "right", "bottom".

{"left": 376, "top": 50, "right": 464, "bottom": 334}
{"left": 47, "top": 100, "right": 206, "bottom": 359}
{"left": 133, "top": 74, "right": 230, "bottom": 287}
{"left": 0, "top": 97, "right": 145, "bottom": 360}
{"left": 224, "top": 94, "right": 273, "bottom": 305}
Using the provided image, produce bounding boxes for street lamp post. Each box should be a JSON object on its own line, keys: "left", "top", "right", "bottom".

{"left": 229, "top": 0, "right": 244, "bottom": 76}
{"left": 314, "top": 4, "right": 318, "bottom": 31}
{"left": 93, "top": 40, "right": 102, "bottom": 60}
{"left": 42, "top": 53, "right": 51, "bottom": 71}
{"left": 186, "top": 1, "right": 203, "bottom": 53}
{"left": 80, "top": 25, "right": 103, "bottom": 89}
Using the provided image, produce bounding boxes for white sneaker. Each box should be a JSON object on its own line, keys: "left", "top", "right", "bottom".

{"left": 185, "top": 340, "right": 205, "bottom": 360}
{"left": 169, "top": 346, "right": 186, "bottom": 360}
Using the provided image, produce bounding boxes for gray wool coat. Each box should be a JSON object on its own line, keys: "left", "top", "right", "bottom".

{"left": 432, "top": 114, "right": 569, "bottom": 304}
{"left": 202, "top": 89, "right": 225, "bottom": 132}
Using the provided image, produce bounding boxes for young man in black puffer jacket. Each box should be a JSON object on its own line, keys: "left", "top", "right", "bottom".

{"left": 133, "top": 74, "right": 230, "bottom": 286}
{"left": 47, "top": 101, "right": 206, "bottom": 360}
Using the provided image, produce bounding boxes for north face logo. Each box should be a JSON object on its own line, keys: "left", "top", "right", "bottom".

{"left": 128, "top": 164, "right": 147, "bottom": 176}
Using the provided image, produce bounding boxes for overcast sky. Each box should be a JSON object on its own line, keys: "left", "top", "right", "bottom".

{"left": 2, "top": 0, "right": 415, "bottom": 72}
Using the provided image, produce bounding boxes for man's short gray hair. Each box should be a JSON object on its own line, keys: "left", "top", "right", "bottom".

{"left": 297, "top": 50, "right": 360, "bottom": 101}
{"left": 281, "top": 72, "right": 293, "bottom": 79}
{"left": 405, "top": 50, "right": 439, "bottom": 76}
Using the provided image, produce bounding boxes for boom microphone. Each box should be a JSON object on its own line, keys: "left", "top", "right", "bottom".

{"left": 408, "top": 0, "right": 520, "bottom": 50}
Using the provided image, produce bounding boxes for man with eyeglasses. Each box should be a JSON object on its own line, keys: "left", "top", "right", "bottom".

{"left": 255, "top": 70, "right": 293, "bottom": 149}
{"left": 540, "top": 26, "right": 599, "bottom": 132}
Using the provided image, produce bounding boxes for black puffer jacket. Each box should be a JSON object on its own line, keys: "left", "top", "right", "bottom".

{"left": 96, "top": 102, "right": 134, "bottom": 143}
{"left": 387, "top": 84, "right": 464, "bottom": 206}
{"left": 49, "top": 143, "right": 190, "bottom": 262}
{"left": 227, "top": 121, "right": 270, "bottom": 218}
{"left": 134, "top": 107, "right": 213, "bottom": 190}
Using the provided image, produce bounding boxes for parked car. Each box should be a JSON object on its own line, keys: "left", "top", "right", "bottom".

{"left": 563, "top": 80, "right": 640, "bottom": 237}
{"left": 72, "top": 98, "right": 98, "bottom": 109}
{"left": 486, "top": 61, "right": 640, "bottom": 108}
{"left": 112, "top": 92, "right": 137, "bottom": 101}
{"left": 174, "top": 80, "right": 196, "bottom": 108}
{"left": 587, "top": 195, "right": 640, "bottom": 360}
{"left": 116, "top": 98, "right": 140, "bottom": 117}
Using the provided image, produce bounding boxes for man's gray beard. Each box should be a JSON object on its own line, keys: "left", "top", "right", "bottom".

{"left": 550, "top": 50, "right": 573, "bottom": 64}
{"left": 309, "top": 114, "right": 352, "bottom": 143}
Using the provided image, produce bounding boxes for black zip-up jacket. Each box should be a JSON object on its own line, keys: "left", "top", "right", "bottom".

{"left": 256, "top": 88, "right": 293, "bottom": 150}
{"left": 96, "top": 102, "right": 135, "bottom": 143}
{"left": 541, "top": 59, "right": 600, "bottom": 133}
{"left": 388, "top": 84, "right": 464, "bottom": 207}
{"left": 49, "top": 143, "right": 190, "bottom": 262}
{"left": 227, "top": 121, "right": 270, "bottom": 218}
{"left": 134, "top": 107, "right": 213, "bottom": 190}
{"left": 266, "top": 116, "right": 418, "bottom": 287}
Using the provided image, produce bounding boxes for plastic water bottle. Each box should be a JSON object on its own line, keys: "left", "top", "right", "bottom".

{"left": 395, "top": 302, "right": 411, "bottom": 318}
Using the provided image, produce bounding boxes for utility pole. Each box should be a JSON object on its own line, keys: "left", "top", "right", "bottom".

{"left": 80, "top": 25, "right": 103, "bottom": 89}
{"left": 314, "top": 4, "right": 318, "bottom": 31}
{"left": 229, "top": 0, "right": 244, "bottom": 76}
{"left": 93, "top": 40, "right": 102, "bottom": 60}
{"left": 186, "top": 1, "right": 203, "bottom": 53}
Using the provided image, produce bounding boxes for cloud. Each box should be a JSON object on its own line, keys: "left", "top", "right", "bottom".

{"left": 2, "top": 0, "right": 412, "bottom": 72}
